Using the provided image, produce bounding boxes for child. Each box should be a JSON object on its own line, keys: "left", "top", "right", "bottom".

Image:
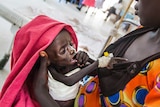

{"left": 0, "top": 15, "right": 112, "bottom": 107}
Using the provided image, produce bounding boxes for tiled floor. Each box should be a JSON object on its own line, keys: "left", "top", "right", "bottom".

{"left": 0, "top": 0, "right": 123, "bottom": 90}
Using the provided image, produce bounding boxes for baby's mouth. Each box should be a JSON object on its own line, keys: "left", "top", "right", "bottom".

{"left": 71, "top": 54, "right": 77, "bottom": 63}
{"left": 71, "top": 59, "right": 77, "bottom": 63}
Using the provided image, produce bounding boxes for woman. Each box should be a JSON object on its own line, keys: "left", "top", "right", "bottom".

{"left": 96, "top": 0, "right": 160, "bottom": 106}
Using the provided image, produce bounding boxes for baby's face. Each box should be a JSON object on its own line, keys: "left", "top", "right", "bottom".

{"left": 46, "top": 30, "right": 77, "bottom": 67}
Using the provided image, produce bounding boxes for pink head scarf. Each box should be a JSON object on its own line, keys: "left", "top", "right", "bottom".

{"left": 0, "top": 15, "right": 78, "bottom": 107}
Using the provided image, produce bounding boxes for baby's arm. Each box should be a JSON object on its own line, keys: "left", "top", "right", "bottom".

{"left": 48, "top": 60, "right": 98, "bottom": 86}
{"left": 48, "top": 52, "right": 113, "bottom": 86}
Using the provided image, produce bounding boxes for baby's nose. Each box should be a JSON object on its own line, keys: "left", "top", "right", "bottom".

{"left": 70, "top": 49, "right": 75, "bottom": 54}
{"left": 68, "top": 46, "right": 76, "bottom": 54}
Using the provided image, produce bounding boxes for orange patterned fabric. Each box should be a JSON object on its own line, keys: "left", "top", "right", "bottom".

{"left": 121, "top": 59, "right": 160, "bottom": 107}
{"left": 75, "top": 59, "right": 160, "bottom": 107}
{"left": 74, "top": 76, "right": 101, "bottom": 107}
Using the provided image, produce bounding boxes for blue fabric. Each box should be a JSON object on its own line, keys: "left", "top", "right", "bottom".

{"left": 70, "top": 0, "right": 77, "bottom": 4}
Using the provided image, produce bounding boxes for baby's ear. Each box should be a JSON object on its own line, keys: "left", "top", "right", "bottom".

{"left": 39, "top": 51, "right": 50, "bottom": 66}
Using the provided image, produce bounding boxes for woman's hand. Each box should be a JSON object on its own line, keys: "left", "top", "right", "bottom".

{"left": 75, "top": 51, "right": 89, "bottom": 67}
{"left": 33, "top": 54, "right": 49, "bottom": 92}
{"left": 33, "top": 53, "right": 60, "bottom": 107}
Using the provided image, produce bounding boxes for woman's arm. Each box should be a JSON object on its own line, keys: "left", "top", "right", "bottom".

{"left": 33, "top": 55, "right": 60, "bottom": 107}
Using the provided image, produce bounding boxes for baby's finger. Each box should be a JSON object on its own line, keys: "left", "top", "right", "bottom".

{"left": 81, "top": 54, "right": 89, "bottom": 64}
{"left": 75, "top": 52, "right": 83, "bottom": 64}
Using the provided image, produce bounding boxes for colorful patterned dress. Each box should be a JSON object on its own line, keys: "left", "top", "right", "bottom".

{"left": 74, "top": 27, "right": 160, "bottom": 107}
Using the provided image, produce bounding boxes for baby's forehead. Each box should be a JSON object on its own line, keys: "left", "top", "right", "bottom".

{"left": 55, "top": 30, "right": 72, "bottom": 40}
{"left": 50, "top": 30, "right": 72, "bottom": 45}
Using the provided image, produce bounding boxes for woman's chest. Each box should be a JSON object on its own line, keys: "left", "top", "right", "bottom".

{"left": 124, "top": 34, "right": 160, "bottom": 61}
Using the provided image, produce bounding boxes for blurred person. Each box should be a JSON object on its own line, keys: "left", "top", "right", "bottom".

{"left": 104, "top": 0, "right": 123, "bottom": 21}
{"left": 81, "top": 0, "right": 95, "bottom": 13}
{"left": 76, "top": 0, "right": 84, "bottom": 11}
{"left": 70, "top": 0, "right": 77, "bottom": 4}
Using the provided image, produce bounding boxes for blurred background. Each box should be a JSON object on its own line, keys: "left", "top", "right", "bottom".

{"left": 0, "top": 0, "right": 139, "bottom": 90}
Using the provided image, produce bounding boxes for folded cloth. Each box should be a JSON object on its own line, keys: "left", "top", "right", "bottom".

{"left": 0, "top": 15, "right": 78, "bottom": 107}
{"left": 48, "top": 68, "right": 81, "bottom": 101}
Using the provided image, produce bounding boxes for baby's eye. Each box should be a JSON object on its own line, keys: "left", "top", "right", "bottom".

{"left": 59, "top": 48, "right": 65, "bottom": 55}
{"left": 69, "top": 41, "right": 74, "bottom": 46}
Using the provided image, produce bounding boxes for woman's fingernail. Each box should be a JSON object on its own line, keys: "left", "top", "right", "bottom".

{"left": 40, "top": 51, "right": 48, "bottom": 58}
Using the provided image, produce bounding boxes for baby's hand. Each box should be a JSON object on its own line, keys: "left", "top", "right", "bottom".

{"left": 98, "top": 53, "right": 113, "bottom": 68}
{"left": 74, "top": 51, "right": 89, "bottom": 67}
{"left": 98, "top": 52, "right": 128, "bottom": 69}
